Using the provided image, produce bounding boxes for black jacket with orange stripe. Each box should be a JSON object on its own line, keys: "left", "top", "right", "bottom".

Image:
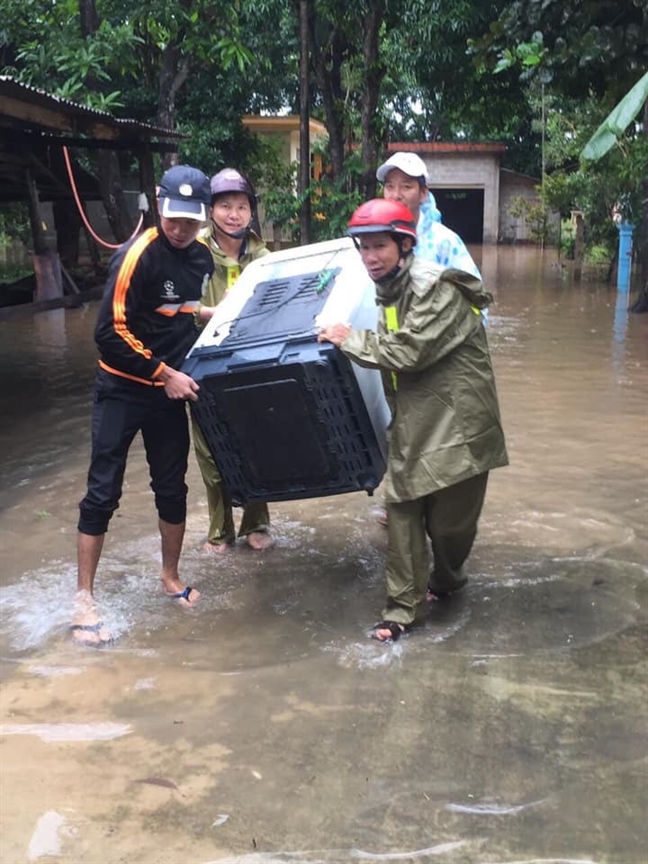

{"left": 94, "top": 227, "right": 214, "bottom": 386}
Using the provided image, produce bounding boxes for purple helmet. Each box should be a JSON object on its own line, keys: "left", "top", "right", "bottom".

{"left": 209, "top": 168, "right": 257, "bottom": 207}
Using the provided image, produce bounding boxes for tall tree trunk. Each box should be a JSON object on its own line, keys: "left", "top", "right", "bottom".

{"left": 79, "top": 0, "right": 99, "bottom": 37}
{"left": 156, "top": 0, "right": 192, "bottom": 171}
{"left": 309, "top": 19, "right": 347, "bottom": 181}
{"left": 96, "top": 150, "right": 134, "bottom": 243}
{"left": 79, "top": 0, "right": 135, "bottom": 244}
{"left": 157, "top": 46, "right": 190, "bottom": 172}
{"left": 53, "top": 199, "right": 81, "bottom": 269}
{"left": 358, "top": 1, "right": 385, "bottom": 200}
{"left": 299, "top": 0, "right": 312, "bottom": 243}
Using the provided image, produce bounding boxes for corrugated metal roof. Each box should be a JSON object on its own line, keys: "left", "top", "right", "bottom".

{"left": 0, "top": 75, "right": 184, "bottom": 139}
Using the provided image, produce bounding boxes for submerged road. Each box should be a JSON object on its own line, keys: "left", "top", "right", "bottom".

{"left": 0, "top": 246, "right": 646, "bottom": 864}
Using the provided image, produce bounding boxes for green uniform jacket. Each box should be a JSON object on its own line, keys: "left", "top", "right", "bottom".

{"left": 340, "top": 255, "right": 508, "bottom": 503}
{"left": 199, "top": 229, "right": 269, "bottom": 311}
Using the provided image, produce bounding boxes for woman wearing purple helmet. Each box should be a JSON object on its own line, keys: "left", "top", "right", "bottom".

{"left": 194, "top": 168, "right": 273, "bottom": 553}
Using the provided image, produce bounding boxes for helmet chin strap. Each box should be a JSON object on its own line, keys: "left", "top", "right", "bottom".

{"left": 212, "top": 219, "right": 251, "bottom": 241}
{"left": 375, "top": 259, "right": 406, "bottom": 285}
{"left": 375, "top": 238, "right": 412, "bottom": 284}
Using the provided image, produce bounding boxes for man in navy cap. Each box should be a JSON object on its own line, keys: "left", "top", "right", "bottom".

{"left": 72, "top": 165, "right": 214, "bottom": 646}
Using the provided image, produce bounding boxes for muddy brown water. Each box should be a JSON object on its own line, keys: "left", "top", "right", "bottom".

{"left": 0, "top": 246, "right": 646, "bottom": 864}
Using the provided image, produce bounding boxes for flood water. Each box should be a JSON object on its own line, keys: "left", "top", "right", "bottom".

{"left": 0, "top": 246, "right": 646, "bottom": 864}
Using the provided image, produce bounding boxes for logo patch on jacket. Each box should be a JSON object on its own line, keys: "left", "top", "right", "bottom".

{"left": 161, "top": 280, "right": 180, "bottom": 301}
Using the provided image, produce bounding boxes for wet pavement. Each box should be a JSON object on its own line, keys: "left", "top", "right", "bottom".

{"left": 0, "top": 246, "right": 646, "bottom": 864}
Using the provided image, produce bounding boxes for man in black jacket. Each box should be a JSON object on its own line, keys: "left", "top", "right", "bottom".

{"left": 72, "top": 165, "right": 214, "bottom": 646}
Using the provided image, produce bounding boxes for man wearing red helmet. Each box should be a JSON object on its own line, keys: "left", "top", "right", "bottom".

{"left": 319, "top": 199, "right": 507, "bottom": 642}
{"left": 193, "top": 168, "right": 274, "bottom": 554}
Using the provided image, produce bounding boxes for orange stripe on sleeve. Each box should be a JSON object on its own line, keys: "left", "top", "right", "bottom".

{"left": 112, "top": 227, "right": 158, "bottom": 359}
{"left": 98, "top": 359, "right": 165, "bottom": 386}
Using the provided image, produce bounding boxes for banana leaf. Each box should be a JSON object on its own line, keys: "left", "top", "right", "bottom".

{"left": 581, "top": 72, "right": 648, "bottom": 161}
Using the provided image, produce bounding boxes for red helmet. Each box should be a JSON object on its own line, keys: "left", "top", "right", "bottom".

{"left": 347, "top": 199, "right": 417, "bottom": 244}
{"left": 209, "top": 168, "right": 257, "bottom": 207}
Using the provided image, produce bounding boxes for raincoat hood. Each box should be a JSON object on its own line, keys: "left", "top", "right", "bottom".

{"left": 376, "top": 255, "right": 492, "bottom": 311}
{"left": 420, "top": 191, "right": 441, "bottom": 226}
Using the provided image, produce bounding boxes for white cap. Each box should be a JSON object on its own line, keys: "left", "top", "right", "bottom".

{"left": 376, "top": 152, "right": 429, "bottom": 184}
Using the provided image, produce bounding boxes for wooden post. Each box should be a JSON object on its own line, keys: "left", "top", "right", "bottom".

{"left": 571, "top": 210, "right": 584, "bottom": 281}
{"left": 25, "top": 168, "right": 48, "bottom": 256}
{"left": 33, "top": 251, "right": 64, "bottom": 301}
{"left": 25, "top": 168, "right": 64, "bottom": 301}
{"left": 139, "top": 145, "right": 157, "bottom": 229}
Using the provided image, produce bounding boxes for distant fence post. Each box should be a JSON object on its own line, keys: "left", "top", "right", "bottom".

{"left": 616, "top": 222, "right": 635, "bottom": 292}
{"left": 571, "top": 210, "right": 584, "bottom": 281}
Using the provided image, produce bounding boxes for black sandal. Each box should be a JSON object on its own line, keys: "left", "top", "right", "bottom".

{"left": 371, "top": 621, "right": 407, "bottom": 643}
{"left": 426, "top": 577, "right": 467, "bottom": 602}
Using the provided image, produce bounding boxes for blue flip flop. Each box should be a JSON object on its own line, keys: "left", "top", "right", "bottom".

{"left": 70, "top": 621, "right": 113, "bottom": 647}
{"left": 166, "top": 586, "right": 198, "bottom": 604}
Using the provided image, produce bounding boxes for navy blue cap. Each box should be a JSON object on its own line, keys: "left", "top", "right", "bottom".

{"left": 158, "top": 165, "right": 211, "bottom": 221}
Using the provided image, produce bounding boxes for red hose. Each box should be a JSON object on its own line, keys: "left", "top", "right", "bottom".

{"left": 62, "top": 145, "right": 144, "bottom": 250}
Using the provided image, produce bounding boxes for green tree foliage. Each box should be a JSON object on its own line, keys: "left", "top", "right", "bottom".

{"left": 384, "top": 0, "right": 520, "bottom": 141}
{"left": 1, "top": 0, "right": 141, "bottom": 110}
{"left": 471, "top": 0, "right": 647, "bottom": 100}
{"left": 470, "top": 0, "right": 647, "bottom": 289}
{"left": 3, "top": 0, "right": 645, "bottom": 271}
{"left": 581, "top": 76, "right": 648, "bottom": 310}
{"left": 1, "top": 0, "right": 256, "bottom": 141}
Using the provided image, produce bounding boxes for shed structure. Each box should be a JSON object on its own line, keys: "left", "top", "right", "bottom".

{"left": 0, "top": 76, "right": 182, "bottom": 305}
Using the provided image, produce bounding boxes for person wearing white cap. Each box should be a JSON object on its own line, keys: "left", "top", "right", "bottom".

{"left": 72, "top": 165, "right": 214, "bottom": 646}
{"left": 373, "top": 153, "right": 483, "bottom": 531}
{"left": 376, "top": 152, "right": 481, "bottom": 279}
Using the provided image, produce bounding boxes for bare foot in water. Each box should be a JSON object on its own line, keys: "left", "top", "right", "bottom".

{"left": 374, "top": 507, "right": 389, "bottom": 528}
{"left": 371, "top": 621, "right": 406, "bottom": 643}
{"left": 162, "top": 579, "right": 201, "bottom": 607}
{"left": 202, "top": 540, "right": 234, "bottom": 555}
{"left": 246, "top": 531, "right": 274, "bottom": 551}
{"left": 71, "top": 590, "right": 113, "bottom": 647}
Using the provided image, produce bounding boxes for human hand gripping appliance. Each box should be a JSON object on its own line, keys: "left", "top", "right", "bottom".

{"left": 182, "top": 237, "right": 391, "bottom": 504}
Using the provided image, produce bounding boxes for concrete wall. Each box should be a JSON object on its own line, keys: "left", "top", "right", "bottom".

{"left": 421, "top": 152, "right": 500, "bottom": 243}
{"left": 499, "top": 170, "right": 560, "bottom": 244}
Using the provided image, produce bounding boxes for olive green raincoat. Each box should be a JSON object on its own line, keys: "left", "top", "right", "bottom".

{"left": 192, "top": 229, "right": 271, "bottom": 544}
{"left": 340, "top": 255, "right": 508, "bottom": 504}
{"left": 199, "top": 229, "right": 269, "bottom": 309}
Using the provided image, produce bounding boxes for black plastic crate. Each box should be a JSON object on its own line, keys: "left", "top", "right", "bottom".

{"left": 218, "top": 268, "right": 341, "bottom": 347}
{"left": 184, "top": 337, "right": 386, "bottom": 504}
